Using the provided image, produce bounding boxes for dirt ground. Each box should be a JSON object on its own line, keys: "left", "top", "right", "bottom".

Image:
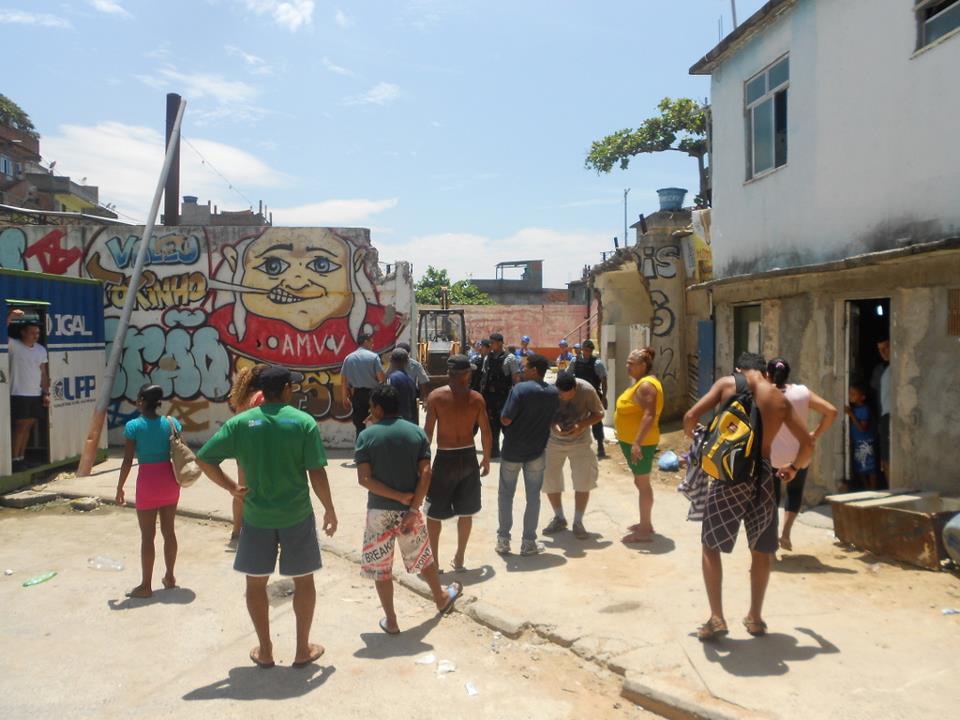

{"left": 0, "top": 502, "right": 653, "bottom": 720}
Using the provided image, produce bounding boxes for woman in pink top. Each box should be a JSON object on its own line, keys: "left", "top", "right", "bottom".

{"left": 767, "top": 358, "right": 838, "bottom": 551}
{"left": 226, "top": 364, "right": 267, "bottom": 546}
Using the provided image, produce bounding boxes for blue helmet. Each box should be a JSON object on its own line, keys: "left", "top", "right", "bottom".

{"left": 559, "top": 339, "right": 568, "bottom": 347}
{"left": 521, "top": 335, "right": 531, "bottom": 343}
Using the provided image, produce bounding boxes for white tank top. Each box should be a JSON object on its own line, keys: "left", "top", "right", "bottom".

{"left": 770, "top": 384, "right": 811, "bottom": 469}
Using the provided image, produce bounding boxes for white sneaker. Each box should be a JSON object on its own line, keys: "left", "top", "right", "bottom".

{"left": 520, "top": 540, "right": 545, "bottom": 556}
{"left": 495, "top": 537, "right": 511, "bottom": 555}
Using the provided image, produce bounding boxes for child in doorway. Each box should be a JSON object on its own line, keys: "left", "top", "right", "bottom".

{"left": 115, "top": 385, "right": 182, "bottom": 598}
{"left": 845, "top": 383, "right": 878, "bottom": 490}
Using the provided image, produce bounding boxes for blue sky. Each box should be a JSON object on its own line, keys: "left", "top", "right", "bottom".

{"left": 2, "top": 0, "right": 765, "bottom": 286}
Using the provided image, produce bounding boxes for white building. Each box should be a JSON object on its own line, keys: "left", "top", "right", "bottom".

{"left": 687, "top": 0, "right": 960, "bottom": 495}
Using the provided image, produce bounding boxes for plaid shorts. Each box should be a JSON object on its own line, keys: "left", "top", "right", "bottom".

{"left": 361, "top": 509, "right": 434, "bottom": 581}
{"left": 701, "top": 460, "right": 778, "bottom": 554}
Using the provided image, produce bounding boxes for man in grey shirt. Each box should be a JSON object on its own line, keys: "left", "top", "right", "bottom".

{"left": 542, "top": 372, "right": 605, "bottom": 539}
{"left": 341, "top": 333, "right": 386, "bottom": 439}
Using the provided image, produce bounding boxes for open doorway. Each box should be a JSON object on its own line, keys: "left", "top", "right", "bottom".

{"left": 844, "top": 298, "right": 890, "bottom": 489}
{"left": 5, "top": 302, "right": 51, "bottom": 472}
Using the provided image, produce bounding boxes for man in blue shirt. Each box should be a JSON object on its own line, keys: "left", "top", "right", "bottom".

{"left": 496, "top": 354, "right": 559, "bottom": 556}
{"left": 341, "top": 333, "right": 385, "bottom": 439}
{"left": 386, "top": 348, "right": 418, "bottom": 423}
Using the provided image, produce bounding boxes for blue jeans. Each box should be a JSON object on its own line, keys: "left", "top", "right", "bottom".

{"left": 497, "top": 454, "right": 545, "bottom": 542}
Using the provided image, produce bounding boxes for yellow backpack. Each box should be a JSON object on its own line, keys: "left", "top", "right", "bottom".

{"left": 700, "top": 373, "right": 761, "bottom": 484}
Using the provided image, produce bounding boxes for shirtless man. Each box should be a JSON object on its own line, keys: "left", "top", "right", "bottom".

{"left": 683, "top": 352, "right": 813, "bottom": 641}
{"left": 424, "top": 354, "right": 492, "bottom": 571}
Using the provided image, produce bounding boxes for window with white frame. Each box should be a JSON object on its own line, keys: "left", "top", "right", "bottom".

{"left": 744, "top": 55, "right": 788, "bottom": 180}
{"left": 916, "top": 0, "right": 960, "bottom": 49}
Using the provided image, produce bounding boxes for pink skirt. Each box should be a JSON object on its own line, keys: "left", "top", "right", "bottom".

{"left": 136, "top": 461, "right": 181, "bottom": 511}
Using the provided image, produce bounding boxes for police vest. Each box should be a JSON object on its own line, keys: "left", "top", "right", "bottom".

{"left": 481, "top": 351, "right": 513, "bottom": 398}
{"left": 573, "top": 356, "right": 602, "bottom": 392}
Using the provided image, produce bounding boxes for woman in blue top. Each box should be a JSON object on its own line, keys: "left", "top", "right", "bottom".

{"left": 115, "top": 385, "right": 182, "bottom": 598}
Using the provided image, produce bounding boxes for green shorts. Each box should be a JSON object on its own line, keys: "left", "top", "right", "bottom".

{"left": 619, "top": 442, "right": 658, "bottom": 475}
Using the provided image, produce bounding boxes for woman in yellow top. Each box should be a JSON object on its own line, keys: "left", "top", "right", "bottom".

{"left": 614, "top": 347, "right": 663, "bottom": 543}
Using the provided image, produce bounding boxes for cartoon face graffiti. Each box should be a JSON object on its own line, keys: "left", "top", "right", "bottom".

{"left": 208, "top": 227, "right": 403, "bottom": 369}
{"left": 224, "top": 228, "right": 354, "bottom": 332}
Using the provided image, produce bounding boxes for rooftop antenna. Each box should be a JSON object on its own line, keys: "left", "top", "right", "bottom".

{"left": 731, "top": 0, "right": 738, "bottom": 29}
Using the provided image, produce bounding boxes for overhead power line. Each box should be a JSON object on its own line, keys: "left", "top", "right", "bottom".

{"left": 181, "top": 135, "right": 256, "bottom": 210}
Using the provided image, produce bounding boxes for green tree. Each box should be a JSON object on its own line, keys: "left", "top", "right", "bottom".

{"left": 0, "top": 93, "right": 39, "bottom": 138}
{"left": 585, "top": 97, "right": 709, "bottom": 206}
{"left": 415, "top": 266, "right": 493, "bottom": 306}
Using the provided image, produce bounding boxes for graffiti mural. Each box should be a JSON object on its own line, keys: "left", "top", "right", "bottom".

{"left": 206, "top": 227, "right": 401, "bottom": 368}
{"left": 639, "top": 244, "right": 680, "bottom": 280}
{"left": 8, "top": 224, "right": 412, "bottom": 446}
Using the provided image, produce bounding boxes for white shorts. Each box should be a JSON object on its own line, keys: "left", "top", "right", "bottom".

{"left": 543, "top": 440, "right": 599, "bottom": 493}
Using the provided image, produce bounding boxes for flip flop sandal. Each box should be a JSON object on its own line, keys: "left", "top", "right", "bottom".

{"left": 438, "top": 581, "right": 463, "bottom": 615}
{"left": 621, "top": 531, "right": 653, "bottom": 544}
{"left": 379, "top": 617, "right": 401, "bottom": 635}
{"left": 743, "top": 618, "right": 768, "bottom": 637}
{"left": 292, "top": 645, "right": 325, "bottom": 668}
{"left": 249, "top": 649, "right": 276, "bottom": 669}
{"left": 697, "top": 617, "right": 729, "bottom": 642}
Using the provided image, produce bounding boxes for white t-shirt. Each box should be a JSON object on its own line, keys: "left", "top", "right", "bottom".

{"left": 9, "top": 338, "right": 48, "bottom": 397}
{"left": 770, "top": 383, "right": 810, "bottom": 469}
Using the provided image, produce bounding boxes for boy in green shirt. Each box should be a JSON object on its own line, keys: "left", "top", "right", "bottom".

{"left": 197, "top": 366, "right": 337, "bottom": 670}
{"left": 356, "top": 384, "right": 462, "bottom": 635}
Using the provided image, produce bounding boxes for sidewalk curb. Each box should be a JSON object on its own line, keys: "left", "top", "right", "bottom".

{"left": 43, "top": 480, "right": 742, "bottom": 718}
{"left": 621, "top": 673, "right": 744, "bottom": 720}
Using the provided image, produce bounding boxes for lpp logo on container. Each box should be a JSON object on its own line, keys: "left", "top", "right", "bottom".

{"left": 53, "top": 375, "right": 96, "bottom": 402}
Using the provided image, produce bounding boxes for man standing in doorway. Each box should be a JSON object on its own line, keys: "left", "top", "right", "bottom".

{"left": 542, "top": 372, "right": 604, "bottom": 539}
{"left": 6, "top": 309, "right": 49, "bottom": 471}
{"left": 497, "top": 354, "right": 559, "bottom": 556}
{"left": 197, "top": 366, "right": 338, "bottom": 669}
{"left": 341, "top": 332, "right": 385, "bottom": 439}
{"left": 683, "top": 352, "right": 813, "bottom": 641}
{"left": 573, "top": 339, "right": 608, "bottom": 458}
{"left": 480, "top": 332, "right": 521, "bottom": 459}
{"left": 870, "top": 338, "right": 891, "bottom": 478}
{"left": 424, "top": 354, "right": 492, "bottom": 570}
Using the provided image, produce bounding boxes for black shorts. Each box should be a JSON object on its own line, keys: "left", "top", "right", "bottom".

{"left": 425, "top": 447, "right": 482, "bottom": 520}
{"left": 11, "top": 396, "right": 45, "bottom": 421}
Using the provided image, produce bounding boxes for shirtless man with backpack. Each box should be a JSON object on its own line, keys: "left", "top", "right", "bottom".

{"left": 683, "top": 352, "right": 813, "bottom": 640}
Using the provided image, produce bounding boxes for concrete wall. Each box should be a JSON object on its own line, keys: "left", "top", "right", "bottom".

{"left": 707, "top": 247, "right": 960, "bottom": 497}
{"left": 0, "top": 225, "right": 414, "bottom": 448}
{"left": 708, "top": 0, "right": 960, "bottom": 276}
{"left": 593, "top": 211, "right": 692, "bottom": 421}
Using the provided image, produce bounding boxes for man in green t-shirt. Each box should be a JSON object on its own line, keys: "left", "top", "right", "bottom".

{"left": 356, "top": 384, "right": 462, "bottom": 635}
{"left": 197, "top": 366, "right": 337, "bottom": 670}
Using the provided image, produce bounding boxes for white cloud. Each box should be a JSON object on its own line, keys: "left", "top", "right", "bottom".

{"left": 0, "top": 10, "right": 70, "bottom": 27}
{"left": 225, "top": 45, "right": 274, "bottom": 75}
{"left": 378, "top": 227, "right": 609, "bottom": 287}
{"left": 136, "top": 66, "right": 259, "bottom": 106}
{"left": 334, "top": 8, "right": 351, "bottom": 28}
{"left": 322, "top": 57, "right": 354, "bottom": 77}
{"left": 241, "top": 0, "right": 314, "bottom": 32}
{"left": 41, "top": 122, "right": 286, "bottom": 222}
{"left": 272, "top": 198, "right": 399, "bottom": 226}
{"left": 343, "top": 82, "right": 401, "bottom": 107}
{"left": 87, "top": 0, "right": 131, "bottom": 18}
